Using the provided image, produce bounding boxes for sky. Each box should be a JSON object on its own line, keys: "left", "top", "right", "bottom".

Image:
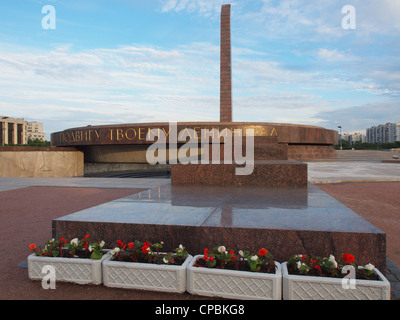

{"left": 1, "top": 0, "right": 400, "bottom": 139}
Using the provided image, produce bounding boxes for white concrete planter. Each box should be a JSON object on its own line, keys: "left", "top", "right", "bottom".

{"left": 282, "top": 262, "right": 391, "bottom": 300}
{"left": 187, "top": 255, "right": 282, "bottom": 300}
{"left": 102, "top": 254, "right": 193, "bottom": 293}
{"left": 27, "top": 252, "right": 110, "bottom": 285}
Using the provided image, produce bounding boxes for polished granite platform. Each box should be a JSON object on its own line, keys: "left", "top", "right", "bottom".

{"left": 52, "top": 183, "right": 386, "bottom": 270}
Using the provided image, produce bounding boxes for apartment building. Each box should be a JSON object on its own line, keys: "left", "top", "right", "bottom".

{"left": 1, "top": 116, "right": 46, "bottom": 145}
{"left": 366, "top": 122, "right": 400, "bottom": 143}
{"left": 0, "top": 116, "right": 27, "bottom": 145}
{"left": 27, "top": 121, "right": 46, "bottom": 141}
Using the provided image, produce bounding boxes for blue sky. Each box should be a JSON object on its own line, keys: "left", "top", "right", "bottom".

{"left": 1, "top": 0, "right": 400, "bottom": 139}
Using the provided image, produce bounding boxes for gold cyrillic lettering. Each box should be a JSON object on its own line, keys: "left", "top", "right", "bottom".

{"left": 116, "top": 129, "right": 124, "bottom": 141}
{"left": 270, "top": 128, "right": 278, "bottom": 136}
{"left": 125, "top": 128, "right": 136, "bottom": 141}
{"left": 138, "top": 128, "right": 146, "bottom": 140}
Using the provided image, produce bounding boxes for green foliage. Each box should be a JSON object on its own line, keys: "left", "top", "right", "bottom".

{"left": 27, "top": 138, "right": 51, "bottom": 147}
{"left": 335, "top": 140, "right": 400, "bottom": 150}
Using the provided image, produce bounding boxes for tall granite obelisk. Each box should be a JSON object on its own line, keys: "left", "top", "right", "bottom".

{"left": 220, "top": 4, "right": 232, "bottom": 122}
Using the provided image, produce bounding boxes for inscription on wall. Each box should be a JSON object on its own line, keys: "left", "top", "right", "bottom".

{"left": 51, "top": 125, "right": 278, "bottom": 146}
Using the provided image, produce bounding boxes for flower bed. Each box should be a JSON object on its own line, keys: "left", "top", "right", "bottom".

{"left": 102, "top": 240, "right": 192, "bottom": 293}
{"left": 282, "top": 253, "right": 391, "bottom": 300}
{"left": 187, "top": 246, "right": 282, "bottom": 300}
{"left": 28, "top": 235, "right": 108, "bottom": 285}
{"left": 27, "top": 238, "right": 391, "bottom": 300}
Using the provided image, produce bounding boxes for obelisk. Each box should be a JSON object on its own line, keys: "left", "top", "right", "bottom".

{"left": 220, "top": 4, "right": 232, "bottom": 122}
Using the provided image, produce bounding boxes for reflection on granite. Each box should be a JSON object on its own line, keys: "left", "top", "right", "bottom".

{"left": 53, "top": 182, "right": 386, "bottom": 271}
{"left": 54, "top": 183, "right": 373, "bottom": 232}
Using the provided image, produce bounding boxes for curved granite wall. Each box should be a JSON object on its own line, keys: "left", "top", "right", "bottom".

{"left": 51, "top": 122, "right": 338, "bottom": 163}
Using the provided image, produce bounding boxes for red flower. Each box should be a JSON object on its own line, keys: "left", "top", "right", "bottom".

{"left": 84, "top": 234, "right": 90, "bottom": 239}
{"left": 302, "top": 255, "right": 307, "bottom": 262}
{"left": 60, "top": 238, "right": 68, "bottom": 245}
{"left": 117, "top": 240, "right": 124, "bottom": 247}
{"left": 314, "top": 264, "right": 320, "bottom": 269}
{"left": 29, "top": 243, "right": 36, "bottom": 251}
{"left": 144, "top": 241, "right": 150, "bottom": 247}
{"left": 258, "top": 248, "right": 267, "bottom": 256}
{"left": 127, "top": 242, "right": 134, "bottom": 249}
{"left": 142, "top": 245, "right": 150, "bottom": 254}
{"left": 208, "top": 256, "right": 214, "bottom": 262}
{"left": 202, "top": 248, "right": 209, "bottom": 260}
{"left": 343, "top": 253, "right": 355, "bottom": 265}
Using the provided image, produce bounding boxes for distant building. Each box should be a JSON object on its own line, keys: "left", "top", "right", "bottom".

{"left": 341, "top": 132, "right": 365, "bottom": 145}
{"left": 27, "top": 121, "right": 46, "bottom": 141}
{"left": 1, "top": 116, "right": 45, "bottom": 145}
{"left": 366, "top": 122, "right": 400, "bottom": 143}
{"left": 348, "top": 132, "right": 364, "bottom": 145}
{"left": 0, "top": 116, "right": 27, "bottom": 145}
{"left": 397, "top": 123, "right": 400, "bottom": 142}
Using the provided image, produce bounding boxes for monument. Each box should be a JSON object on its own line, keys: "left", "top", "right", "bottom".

{"left": 51, "top": 6, "right": 338, "bottom": 174}
{"left": 220, "top": 4, "right": 232, "bottom": 123}
{"left": 52, "top": 5, "right": 386, "bottom": 272}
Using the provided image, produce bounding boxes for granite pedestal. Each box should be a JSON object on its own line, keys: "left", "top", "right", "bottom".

{"left": 171, "top": 160, "right": 307, "bottom": 187}
{"left": 171, "top": 135, "right": 308, "bottom": 187}
{"left": 52, "top": 182, "right": 386, "bottom": 271}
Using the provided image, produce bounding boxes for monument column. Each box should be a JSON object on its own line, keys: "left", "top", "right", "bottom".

{"left": 220, "top": 4, "right": 232, "bottom": 122}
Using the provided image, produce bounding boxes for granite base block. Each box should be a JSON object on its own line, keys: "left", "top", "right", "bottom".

{"left": 52, "top": 183, "right": 386, "bottom": 272}
{"left": 52, "top": 221, "right": 386, "bottom": 272}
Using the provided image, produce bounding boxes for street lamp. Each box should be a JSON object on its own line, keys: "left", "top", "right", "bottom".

{"left": 338, "top": 126, "right": 342, "bottom": 150}
{"left": 1, "top": 118, "right": 4, "bottom": 146}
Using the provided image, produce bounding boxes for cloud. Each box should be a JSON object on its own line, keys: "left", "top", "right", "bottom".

{"left": 0, "top": 41, "right": 221, "bottom": 136}
{"left": 1, "top": 36, "right": 399, "bottom": 137}
{"left": 316, "top": 48, "right": 356, "bottom": 62}
{"left": 159, "top": 0, "right": 227, "bottom": 18}
{"left": 2, "top": 0, "right": 400, "bottom": 138}
{"left": 314, "top": 100, "right": 400, "bottom": 132}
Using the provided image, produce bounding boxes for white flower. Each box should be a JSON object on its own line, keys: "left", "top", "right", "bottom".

{"left": 177, "top": 244, "right": 184, "bottom": 252}
{"left": 88, "top": 245, "right": 93, "bottom": 252}
{"left": 239, "top": 250, "right": 244, "bottom": 257}
{"left": 99, "top": 241, "right": 105, "bottom": 248}
{"left": 328, "top": 255, "right": 338, "bottom": 268}
{"left": 297, "top": 261, "right": 309, "bottom": 271}
{"left": 163, "top": 257, "right": 169, "bottom": 264}
{"left": 111, "top": 247, "right": 120, "bottom": 255}
{"left": 70, "top": 238, "right": 78, "bottom": 246}
{"left": 364, "top": 263, "right": 375, "bottom": 271}
{"left": 218, "top": 246, "right": 226, "bottom": 253}
{"left": 161, "top": 241, "right": 164, "bottom": 245}
{"left": 250, "top": 255, "right": 258, "bottom": 261}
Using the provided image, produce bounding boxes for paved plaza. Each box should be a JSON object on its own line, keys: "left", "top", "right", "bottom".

{"left": 1, "top": 151, "right": 399, "bottom": 300}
